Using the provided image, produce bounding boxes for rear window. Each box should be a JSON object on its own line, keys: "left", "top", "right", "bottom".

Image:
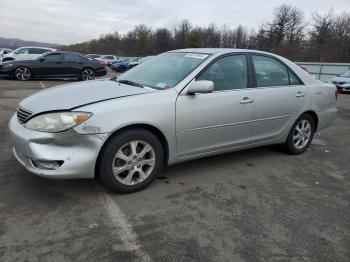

{"left": 252, "top": 55, "right": 302, "bottom": 87}
{"left": 63, "top": 53, "right": 80, "bottom": 62}
{"left": 29, "top": 48, "right": 50, "bottom": 54}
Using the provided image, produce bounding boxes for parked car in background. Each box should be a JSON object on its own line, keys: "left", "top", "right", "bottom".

{"left": 127, "top": 56, "right": 154, "bottom": 69}
{"left": 86, "top": 54, "right": 102, "bottom": 59}
{"left": 8, "top": 48, "right": 337, "bottom": 193}
{"left": 0, "top": 48, "right": 12, "bottom": 61}
{"left": 0, "top": 51, "right": 107, "bottom": 81}
{"left": 111, "top": 58, "right": 138, "bottom": 72}
{"left": 2, "top": 46, "right": 56, "bottom": 62}
{"left": 329, "top": 71, "right": 350, "bottom": 92}
{"left": 98, "top": 55, "right": 118, "bottom": 66}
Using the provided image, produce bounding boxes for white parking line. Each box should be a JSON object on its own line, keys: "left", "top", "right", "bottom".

{"left": 39, "top": 81, "right": 45, "bottom": 89}
{"left": 100, "top": 193, "right": 152, "bottom": 262}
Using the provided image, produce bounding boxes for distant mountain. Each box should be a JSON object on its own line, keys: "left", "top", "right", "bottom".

{"left": 0, "top": 37, "right": 61, "bottom": 50}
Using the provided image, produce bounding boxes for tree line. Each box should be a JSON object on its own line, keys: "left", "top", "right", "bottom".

{"left": 66, "top": 4, "right": 350, "bottom": 62}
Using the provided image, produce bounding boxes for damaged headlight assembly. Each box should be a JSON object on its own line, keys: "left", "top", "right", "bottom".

{"left": 24, "top": 112, "right": 92, "bottom": 132}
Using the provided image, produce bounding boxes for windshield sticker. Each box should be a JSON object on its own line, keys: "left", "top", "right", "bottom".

{"left": 184, "top": 53, "right": 208, "bottom": 59}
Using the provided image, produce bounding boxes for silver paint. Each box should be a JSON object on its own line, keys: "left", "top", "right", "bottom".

{"left": 9, "top": 48, "right": 337, "bottom": 179}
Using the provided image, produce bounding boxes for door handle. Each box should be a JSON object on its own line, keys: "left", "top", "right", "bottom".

{"left": 296, "top": 92, "right": 305, "bottom": 97}
{"left": 316, "top": 91, "right": 323, "bottom": 94}
{"left": 240, "top": 97, "right": 254, "bottom": 104}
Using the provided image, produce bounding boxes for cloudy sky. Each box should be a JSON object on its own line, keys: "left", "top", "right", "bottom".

{"left": 0, "top": 0, "right": 349, "bottom": 45}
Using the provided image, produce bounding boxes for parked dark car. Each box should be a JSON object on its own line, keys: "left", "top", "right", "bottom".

{"left": 0, "top": 51, "right": 107, "bottom": 81}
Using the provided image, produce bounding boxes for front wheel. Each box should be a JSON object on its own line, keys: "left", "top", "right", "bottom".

{"left": 285, "top": 114, "right": 315, "bottom": 154}
{"left": 98, "top": 129, "right": 164, "bottom": 193}
{"left": 80, "top": 68, "right": 95, "bottom": 80}
{"left": 15, "top": 67, "right": 31, "bottom": 81}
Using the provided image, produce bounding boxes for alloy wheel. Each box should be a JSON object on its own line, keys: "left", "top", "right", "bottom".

{"left": 15, "top": 67, "right": 31, "bottom": 81}
{"left": 112, "top": 140, "right": 156, "bottom": 185}
{"left": 81, "top": 69, "right": 95, "bottom": 80}
{"left": 293, "top": 119, "right": 312, "bottom": 149}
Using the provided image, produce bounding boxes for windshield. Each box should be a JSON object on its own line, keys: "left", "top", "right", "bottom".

{"left": 339, "top": 71, "right": 350, "bottom": 78}
{"left": 118, "top": 52, "right": 209, "bottom": 90}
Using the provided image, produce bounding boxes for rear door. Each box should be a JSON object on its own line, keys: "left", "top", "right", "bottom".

{"left": 249, "top": 54, "right": 306, "bottom": 143}
{"left": 176, "top": 54, "right": 254, "bottom": 157}
{"left": 62, "top": 53, "right": 83, "bottom": 76}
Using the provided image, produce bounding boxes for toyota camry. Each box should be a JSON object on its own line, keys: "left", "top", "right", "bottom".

{"left": 9, "top": 48, "right": 337, "bottom": 193}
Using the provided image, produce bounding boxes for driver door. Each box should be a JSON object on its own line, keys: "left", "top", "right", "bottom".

{"left": 176, "top": 54, "right": 254, "bottom": 157}
{"left": 36, "top": 53, "right": 64, "bottom": 77}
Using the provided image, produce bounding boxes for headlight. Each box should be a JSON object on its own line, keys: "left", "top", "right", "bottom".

{"left": 24, "top": 112, "right": 92, "bottom": 132}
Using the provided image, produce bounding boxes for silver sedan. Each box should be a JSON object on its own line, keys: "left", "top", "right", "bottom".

{"left": 9, "top": 48, "right": 337, "bottom": 193}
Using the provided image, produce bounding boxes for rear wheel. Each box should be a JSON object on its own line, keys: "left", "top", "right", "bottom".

{"left": 81, "top": 68, "right": 95, "bottom": 80}
{"left": 285, "top": 114, "right": 315, "bottom": 154}
{"left": 98, "top": 129, "right": 164, "bottom": 193}
{"left": 15, "top": 67, "right": 31, "bottom": 81}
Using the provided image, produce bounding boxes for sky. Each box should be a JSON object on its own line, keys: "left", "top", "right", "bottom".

{"left": 0, "top": 0, "right": 349, "bottom": 45}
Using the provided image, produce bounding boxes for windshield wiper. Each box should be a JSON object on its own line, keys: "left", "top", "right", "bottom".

{"left": 117, "top": 79, "right": 144, "bottom": 88}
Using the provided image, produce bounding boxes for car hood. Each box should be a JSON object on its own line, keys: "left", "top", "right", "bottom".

{"left": 330, "top": 76, "right": 350, "bottom": 83}
{"left": 19, "top": 79, "right": 155, "bottom": 115}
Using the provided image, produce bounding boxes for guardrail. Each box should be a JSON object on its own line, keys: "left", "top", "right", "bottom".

{"left": 295, "top": 62, "right": 350, "bottom": 82}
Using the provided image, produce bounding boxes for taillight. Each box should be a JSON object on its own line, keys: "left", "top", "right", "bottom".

{"left": 99, "top": 61, "right": 106, "bottom": 67}
{"left": 335, "top": 89, "right": 338, "bottom": 100}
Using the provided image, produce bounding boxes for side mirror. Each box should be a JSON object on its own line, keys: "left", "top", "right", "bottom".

{"left": 39, "top": 58, "right": 45, "bottom": 62}
{"left": 14, "top": 51, "right": 20, "bottom": 54}
{"left": 187, "top": 80, "right": 214, "bottom": 95}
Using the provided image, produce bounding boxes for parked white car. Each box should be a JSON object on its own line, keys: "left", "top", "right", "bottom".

{"left": 2, "top": 46, "right": 56, "bottom": 62}
{"left": 0, "top": 48, "right": 12, "bottom": 61}
{"left": 329, "top": 71, "right": 350, "bottom": 92}
{"left": 98, "top": 55, "right": 118, "bottom": 66}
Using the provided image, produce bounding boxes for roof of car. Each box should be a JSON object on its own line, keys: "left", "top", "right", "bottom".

{"left": 45, "top": 51, "right": 82, "bottom": 55}
{"left": 169, "top": 48, "right": 275, "bottom": 56}
{"left": 16, "top": 46, "right": 55, "bottom": 49}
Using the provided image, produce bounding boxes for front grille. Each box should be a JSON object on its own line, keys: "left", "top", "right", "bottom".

{"left": 333, "top": 81, "right": 345, "bottom": 85}
{"left": 17, "top": 107, "right": 32, "bottom": 124}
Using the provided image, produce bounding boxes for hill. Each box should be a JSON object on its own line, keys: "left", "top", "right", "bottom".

{"left": 0, "top": 37, "right": 61, "bottom": 50}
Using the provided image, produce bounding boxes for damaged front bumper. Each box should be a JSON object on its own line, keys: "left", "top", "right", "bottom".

{"left": 8, "top": 114, "right": 108, "bottom": 179}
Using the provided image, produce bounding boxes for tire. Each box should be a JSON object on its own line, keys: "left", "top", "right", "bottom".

{"left": 98, "top": 129, "right": 164, "bottom": 193}
{"left": 14, "top": 66, "right": 31, "bottom": 81}
{"left": 80, "top": 68, "right": 95, "bottom": 80}
{"left": 285, "top": 114, "right": 315, "bottom": 155}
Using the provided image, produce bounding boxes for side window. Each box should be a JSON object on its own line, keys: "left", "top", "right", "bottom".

{"left": 79, "top": 56, "right": 90, "bottom": 62}
{"left": 63, "top": 53, "right": 80, "bottom": 62}
{"left": 45, "top": 53, "right": 62, "bottom": 62}
{"left": 16, "top": 48, "right": 29, "bottom": 54}
{"left": 289, "top": 72, "right": 301, "bottom": 85}
{"left": 197, "top": 55, "right": 248, "bottom": 91}
{"left": 252, "top": 55, "right": 290, "bottom": 87}
{"left": 29, "top": 48, "right": 48, "bottom": 54}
